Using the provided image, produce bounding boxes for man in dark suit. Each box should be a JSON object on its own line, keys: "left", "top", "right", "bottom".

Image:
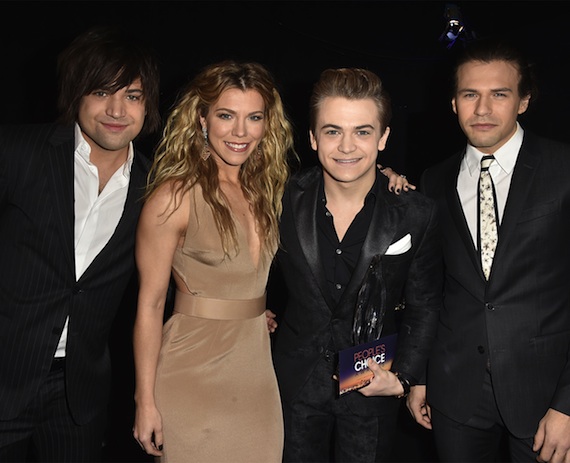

{"left": 409, "top": 38, "right": 570, "bottom": 462}
{"left": 272, "top": 68, "right": 443, "bottom": 462}
{"left": 0, "top": 26, "right": 161, "bottom": 461}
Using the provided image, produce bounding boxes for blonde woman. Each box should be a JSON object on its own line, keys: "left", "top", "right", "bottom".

{"left": 132, "top": 61, "right": 294, "bottom": 462}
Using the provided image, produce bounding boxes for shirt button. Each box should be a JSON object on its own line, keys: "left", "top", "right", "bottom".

{"left": 335, "top": 283, "right": 342, "bottom": 290}
{"left": 325, "top": 211, "right": 332, "bottom": 217}
{"left": 335, "top": 248, "right": 342, "bottom": 255}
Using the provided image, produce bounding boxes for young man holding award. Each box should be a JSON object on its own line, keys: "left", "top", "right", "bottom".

{"left": 271, "top": 67, "right": 443, "bottom": 462}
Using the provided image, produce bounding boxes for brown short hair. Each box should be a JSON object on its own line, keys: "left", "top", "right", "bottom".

{"left": 309, "top": 68, "right": 392, "bottom": 135}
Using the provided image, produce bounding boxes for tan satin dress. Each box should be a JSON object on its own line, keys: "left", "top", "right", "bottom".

{"left": 155, "top": 185, "right": 283, "bottom": 462}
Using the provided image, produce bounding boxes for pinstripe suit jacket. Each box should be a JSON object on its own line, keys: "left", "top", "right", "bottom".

{"left": 0, "top": 123, "right": 150, "bottom": 425}
{"left": 421, "top": 131, "right": 570, "bottom": 438}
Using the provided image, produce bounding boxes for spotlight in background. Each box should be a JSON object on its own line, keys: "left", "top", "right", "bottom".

{"left": 439, "top": 3, "right": 475, "bottom": 49}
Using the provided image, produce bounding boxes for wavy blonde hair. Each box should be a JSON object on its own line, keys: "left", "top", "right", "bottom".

{"left": 146, "top": 61, "right": 296, "bottom": 259}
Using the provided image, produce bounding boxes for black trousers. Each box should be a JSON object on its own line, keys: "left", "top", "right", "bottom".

{"left": 282, "top": 354, "right": 400, "bottom": 463}
{"left": 431, "top": 369, "right": 537, "bottom": 462}
{"left": 0, "top": 361, "right": 106, "bottom": 462}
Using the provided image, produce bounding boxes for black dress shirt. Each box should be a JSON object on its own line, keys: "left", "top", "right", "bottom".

{"left": 317, "top": 175, "right": 377, "bottom": 306}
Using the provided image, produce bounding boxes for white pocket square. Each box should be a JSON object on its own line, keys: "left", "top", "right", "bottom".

{"left": 385, "top": 233, "right": 412, "bottom": 255}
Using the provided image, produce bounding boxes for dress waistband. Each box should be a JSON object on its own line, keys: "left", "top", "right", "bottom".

{"left": 173, "top": 290, "right": 266, "bottom": 320}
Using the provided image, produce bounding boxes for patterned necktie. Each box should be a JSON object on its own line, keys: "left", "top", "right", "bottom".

{"left": 479, "top": 155, "right": 498, "bottom": 280}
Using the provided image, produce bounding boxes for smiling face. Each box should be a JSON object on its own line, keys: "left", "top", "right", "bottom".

{"left": 200, "top": 88, "right": 266, "bottom": 172}
{"left": 310, "top": 96, "right": 390, "bottom": 189}
{"left": 452, "top": 60, "right": 530, "bottom": 154}
{"left": 77, "top": 77, "right": 146, "bottom": 159}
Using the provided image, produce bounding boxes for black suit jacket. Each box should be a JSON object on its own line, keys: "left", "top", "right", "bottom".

{"left": 421, "top": 130, "right": 570, "bottom": 438}
{"left": 0, "top": 123, "right": 150, "bottom": 425}
{"left": 272, "top": 166, "right": 442, "bottom": 416}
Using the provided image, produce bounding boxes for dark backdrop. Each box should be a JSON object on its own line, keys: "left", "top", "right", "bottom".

{"left": 3, "top": 1, "right": 569, "bottom": 461}
{"left": 4, "top": 1, "right": 570, "bottom": 176}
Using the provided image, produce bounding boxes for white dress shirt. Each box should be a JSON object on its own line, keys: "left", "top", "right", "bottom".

{"left": 457, "top": 122, "right": 524, "bottom": 247}
{"left": 54, "top": 123, "right": 133, "bottom": 358}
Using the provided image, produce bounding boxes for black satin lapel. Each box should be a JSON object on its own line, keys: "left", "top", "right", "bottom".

{"left": 290, "top": 180, "right": 336, "bottom": 310}
{"left": 47, "top": 134, "right": 75, "bottom": 274}
{"left": 340, "top": 192, "right": 399, "bottom": 309}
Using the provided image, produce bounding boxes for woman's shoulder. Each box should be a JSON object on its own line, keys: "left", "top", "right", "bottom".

{"left": 143, "top": 179, "right": 198, "bottom": 221}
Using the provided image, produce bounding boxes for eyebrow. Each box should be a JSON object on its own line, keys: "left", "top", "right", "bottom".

{"left": 320, "top": 123, "right": 376, "bottom": 130}
{"left": 214, "top": 107, "right": 265, "bottom": 115}
{"left": 96, "top": 86, "right": 144, "bottom": 96}
{"left": 458, "top": 87, "right": 513, "bottom": 94}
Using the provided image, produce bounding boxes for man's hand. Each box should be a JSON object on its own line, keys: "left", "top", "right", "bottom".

{"left": 406, "top": 384, "right": 432, "bottom": 430}
{"left": 534, "top": 408, "right": 570, "bottom": 463}
{"left": 358, "top": 357, "right": 403, "bottom": 397}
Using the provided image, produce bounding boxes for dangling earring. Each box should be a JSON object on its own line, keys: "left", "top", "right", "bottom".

{"left": 255, "top": 143, "right": 263, "bottom": 161}
{"left": 201, "top": 126, "right": 211, "bottom": 161}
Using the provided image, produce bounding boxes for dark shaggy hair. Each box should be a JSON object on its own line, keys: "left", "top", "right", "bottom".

{"left": 56, "top": 25, "right": 161, "bottom": 136}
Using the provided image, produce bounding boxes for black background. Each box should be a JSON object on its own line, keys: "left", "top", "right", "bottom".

{"left": 4, "top": 1, "right": 570, "bottom": 179}
{"left": 3, "top": 1, "right": 569, "bottom": 461}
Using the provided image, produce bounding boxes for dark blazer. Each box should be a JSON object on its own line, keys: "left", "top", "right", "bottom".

{"left": 421, "top": 130, "right": 570, "bottom": 438}
{"left": 272, "top": 166, "right": 442, "bottom": 415}
{"left": 0, "top": 123, "right": 150, "bottom": 425}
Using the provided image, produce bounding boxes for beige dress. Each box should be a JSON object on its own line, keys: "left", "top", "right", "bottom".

{"left": 155, "top": 186, "right": 283, "bottom": 462}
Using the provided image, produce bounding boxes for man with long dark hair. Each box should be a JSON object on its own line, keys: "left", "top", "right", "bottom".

{"left": 0, "top": 25, "right": 160, "bottom": 461}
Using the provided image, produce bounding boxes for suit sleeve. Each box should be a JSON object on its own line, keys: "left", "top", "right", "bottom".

{"left": 0, "top": 127, "right": 9, "bottom": 210}
{"left": 392, "top": 197, "right": 443, "bottom": 384}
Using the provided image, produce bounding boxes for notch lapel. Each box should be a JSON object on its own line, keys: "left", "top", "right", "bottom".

{"left": 47, "top": 126, "right": 75, "bottom": 276}
{"left": 444, "top": 154, "right": 484, "bottom": 278}
{"left": 491, "top": 145, "right": 539, "bottom": 278}
{"left": 79, "top": 152, "right": 148, "bottom": 280}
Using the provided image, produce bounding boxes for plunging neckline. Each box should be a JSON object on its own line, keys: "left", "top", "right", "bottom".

{"left": 231, "top": 209, "right": 262, "bottom": 270}
{"left": 219, "top": 178, "right": 261, "bottom": 269}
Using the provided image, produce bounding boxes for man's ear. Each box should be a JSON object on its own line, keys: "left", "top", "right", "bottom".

{"left": 309, "top": 131, "right": 317, "bottom": 151}
{"left": 518, "top": 95, "right": 530, "bottom": 115}
{"left": 451, "top": 98, "right": 458, "bottom": 114}
{"left": 377, "top": 126, "right": 391, "bottom": 152}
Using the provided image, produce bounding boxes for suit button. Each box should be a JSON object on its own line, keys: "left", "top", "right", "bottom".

{"left": 485, "top": 303, "right": 494, "bottom": 311}
{"left": 72, "top": 286, "right": 84, "bottom": 294}
{"left": 477, "top": 345, "right": 485, "bottom": 354}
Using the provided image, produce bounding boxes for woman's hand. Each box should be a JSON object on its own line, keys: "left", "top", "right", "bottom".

{"left": 265, "top": 309, "right": 278, "bottom": 333}
{"left": 133, "top": 404, "right": 164, "bottom": 457}
{"left": 378, "top": 165, "right": 416, "bottom": 194}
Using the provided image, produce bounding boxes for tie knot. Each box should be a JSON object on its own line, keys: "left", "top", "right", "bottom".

{"left": 481, "top": 155, "right": 495, "bottom": 171}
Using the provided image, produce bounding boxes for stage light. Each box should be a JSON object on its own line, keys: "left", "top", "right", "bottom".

{"left": 439, "top": 3, "right": 471, "bottom": 49}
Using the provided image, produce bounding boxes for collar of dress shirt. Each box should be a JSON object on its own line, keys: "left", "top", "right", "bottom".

{"left": 73, "top": 122, "right": 134, "bottom": 178}
{"left": 464, "top": 122, "right": 524, "bottom": 178}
